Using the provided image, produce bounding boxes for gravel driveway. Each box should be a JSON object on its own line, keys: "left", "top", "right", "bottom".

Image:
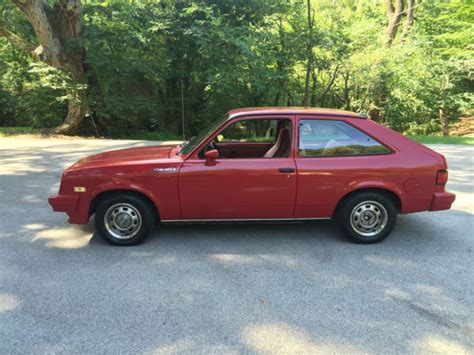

{"left": 0, "top": 138, "right": 473, "bottom": 353}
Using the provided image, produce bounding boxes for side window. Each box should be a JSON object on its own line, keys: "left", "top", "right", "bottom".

{"left": 201, "top": 118, "right": 292, "bottom": 159}
{"left": 220, "top": 119, "right": 279, "bottom": 143}
{"left": 298, "top": 120, "right": 390, "bottom": 157}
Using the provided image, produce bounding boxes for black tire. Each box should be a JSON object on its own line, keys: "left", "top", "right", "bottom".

{"left": 95, "top": 193, "right": 155, "bottom": 246}
{"left": 337, "top": 192, "right": 397, "bottom": 244}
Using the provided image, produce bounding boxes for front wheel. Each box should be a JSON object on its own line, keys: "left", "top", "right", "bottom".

{"left": 337, "top": 192, "right": 397, "bottom": 244}
{"left": 95, "top": 193, "right": 155, "bottom": 246}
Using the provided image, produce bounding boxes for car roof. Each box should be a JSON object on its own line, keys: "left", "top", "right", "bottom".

{"left": 227, "top": 107, "right": 367, "bottom": 120}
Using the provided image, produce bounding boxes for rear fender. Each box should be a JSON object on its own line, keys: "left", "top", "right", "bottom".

{"left": 341, "top": 180, "right": 405, "bottom": 211}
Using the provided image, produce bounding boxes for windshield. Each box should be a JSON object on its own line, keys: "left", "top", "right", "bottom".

{"left": 180, "top": 114, "right": 228, "bottom": 154}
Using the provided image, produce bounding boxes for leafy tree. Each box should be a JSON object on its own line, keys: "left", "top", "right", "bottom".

{"left": 1, "top": 0, "right": 87, "bottom": 134}
{"left": 0, "top": 0, "right": 472, "bottom": 137}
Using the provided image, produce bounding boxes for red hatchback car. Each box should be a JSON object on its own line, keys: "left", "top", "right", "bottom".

{"left": 49, "top": 107, "right": 455, "bottom": 245}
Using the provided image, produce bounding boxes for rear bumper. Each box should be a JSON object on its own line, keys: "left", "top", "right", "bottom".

{"left": 48, "top": 194, "right": 88, "bottom": 224}
{"left": 429, "top": 192, "right": 456, "bottom": 211}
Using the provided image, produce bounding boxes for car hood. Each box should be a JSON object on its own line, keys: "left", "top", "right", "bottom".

{"left": 69, "top": 144, "right": 178, "bottom": 170}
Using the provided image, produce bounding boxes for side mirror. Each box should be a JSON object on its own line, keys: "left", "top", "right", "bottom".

{"left": 204, "top": 149, "right": 219, "bottom": 161}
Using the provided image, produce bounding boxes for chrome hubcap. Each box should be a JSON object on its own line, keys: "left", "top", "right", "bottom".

{"left": 104, "top": 203, "right": 142, "bottom": 240}
{"left": 350, "top": 201, "right": 388, "bottom": 237}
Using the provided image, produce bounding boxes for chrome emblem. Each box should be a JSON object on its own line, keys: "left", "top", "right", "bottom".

{"left": 153, "top": 167, "right": 177, "bottom": 173}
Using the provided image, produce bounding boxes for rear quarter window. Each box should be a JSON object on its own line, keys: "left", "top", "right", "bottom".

{"left": 298, "top": 120, "right": 391, "bottom": 157}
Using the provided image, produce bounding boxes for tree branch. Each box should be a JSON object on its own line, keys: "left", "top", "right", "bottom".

{"left": 0, "top": 27, "right": 34, "bottom": 54}
{"left": 11, "top": 0, "right": 30, "bottom": 13}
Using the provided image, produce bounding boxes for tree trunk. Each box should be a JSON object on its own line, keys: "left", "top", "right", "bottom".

{"left": 56, "top": 71, "right": 87, "bottom": 134}
{"left": 400, "top": 0, "right": 415, "bottom": 42}
{"left": 310, "top": 70, "right": 317, "bottom": 107}
{"left": 274, "top": 92, "right": 281, "bottom": 106}
{"left": 439, "top": 108, "right": 449, "bottom": 136}
{"left": 12, "top": 0, "right": 86, "bottom": 135}
{"left": 320, "top": 64, "right": 340, "bottom": 107}
{"left": 302, "top": 0, "right": 314, "bottom": 107}
{"left": 385, "top": 0, "right": 405, "bottom": 45}
{"left": 343, "top": 69, "right": 351, "bottom": 110}
{"left": 55, "top": 85, "right": 87, "bottom": 134}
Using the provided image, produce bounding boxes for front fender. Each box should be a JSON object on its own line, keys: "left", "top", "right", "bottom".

{"left": 89, "top": 180, "right": 161, "bottom": 213}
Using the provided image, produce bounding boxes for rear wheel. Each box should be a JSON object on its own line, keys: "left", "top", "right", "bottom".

{"left": 95, "top": 193, "right": 155, "bottom": 246}
{"left": 337, "top": 192, "right": 397, "bottom": 244}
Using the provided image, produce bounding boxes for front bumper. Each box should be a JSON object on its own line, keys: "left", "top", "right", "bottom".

{"left": 48, "top": 193, "right": 79, "bottom": 212}
{"left": 48, "top": 194, "right": 88, "bottom": 224}
{"left": 429, "top": 192, "right": 456, "bottom": 211}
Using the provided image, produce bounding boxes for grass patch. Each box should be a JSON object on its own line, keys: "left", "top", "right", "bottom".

{"left": 408, "top": 135, "right": 474, "bottom": 145}
{"left": 0, "top": 127, "right": 180, "bottom": 141}
{"left": 109, "top": 130, "right": 180, "bottom": 141}
{"left": 0, "top": 127, "right": 38, "bottom": 137}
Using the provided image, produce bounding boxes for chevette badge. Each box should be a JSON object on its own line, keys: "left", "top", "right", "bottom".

{"left": 153, "top": 167, "right": 177, "bottom": 173}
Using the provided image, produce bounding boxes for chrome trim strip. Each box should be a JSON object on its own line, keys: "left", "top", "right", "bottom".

{"left": 153, "top": 167, "right": 178, "bottom": 173}
{"left": 161, "top": 217, "right": 330, "bottom": 223}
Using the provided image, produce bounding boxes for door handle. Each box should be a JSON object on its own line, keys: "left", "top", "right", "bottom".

{"left": 279, "top": 167, "right": 295, "bottom": 173}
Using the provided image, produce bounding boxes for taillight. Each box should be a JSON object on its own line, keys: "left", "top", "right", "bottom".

{"left": 436, "top": 170, "right": 448, "bottom": 185}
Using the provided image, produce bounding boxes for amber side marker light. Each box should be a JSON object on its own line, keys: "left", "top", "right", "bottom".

{"left": 436, "top": 170, "right": 448, "bottom": 185}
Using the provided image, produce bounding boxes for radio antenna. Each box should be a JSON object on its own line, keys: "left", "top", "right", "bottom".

{"left": 181, "top": 78, "right": 185, "bottom": 140}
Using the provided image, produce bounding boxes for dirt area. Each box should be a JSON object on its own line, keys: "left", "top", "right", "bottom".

{"left": 451, "top": 116, "right": 474, "bottom": 137}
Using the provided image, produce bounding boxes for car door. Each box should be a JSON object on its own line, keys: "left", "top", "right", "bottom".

{"left": 178, "top": 116, "right": 297, "bottom": 219}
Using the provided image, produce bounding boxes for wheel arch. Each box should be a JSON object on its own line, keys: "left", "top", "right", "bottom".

{"left": 89, "top": 188, "right": 160, "bottom": 221}
{"left": 333, "top": 187, "right": 402, "bottom": 217}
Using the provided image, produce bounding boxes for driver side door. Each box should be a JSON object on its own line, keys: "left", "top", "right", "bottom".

{"left": 178, "top": 116, "right": 297, "bottom": 220}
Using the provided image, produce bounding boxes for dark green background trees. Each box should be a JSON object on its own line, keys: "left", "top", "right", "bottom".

{"left": 0, "top": 0, "right": 472, "bottom": 137}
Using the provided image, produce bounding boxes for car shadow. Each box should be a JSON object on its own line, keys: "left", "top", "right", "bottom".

{"left": 85, "top": 209, "right": 473, "bottom": 252}
{"left": 88, "top": 219, "right": 344, "bottom": 246}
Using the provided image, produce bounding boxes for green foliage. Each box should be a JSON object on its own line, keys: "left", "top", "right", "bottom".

{"left": 0, "top": 43, "right": 67, "bottom": 128}
{"left": 408, "top": 135, "right": 474, "bottom": 145}
{"left": 0, "top": 0, "right": 472, "bottom": 137}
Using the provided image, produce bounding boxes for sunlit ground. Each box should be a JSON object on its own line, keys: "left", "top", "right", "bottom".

{"left": 0, "top": 138, "right": 472, "bottom": 353}
{"left": 0, "top": 293, "right": 21, "bottom": 313}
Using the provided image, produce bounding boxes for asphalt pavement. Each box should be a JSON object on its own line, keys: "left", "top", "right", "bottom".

{"left": 0, "top": 138, "right": 473, "bottom": 353}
